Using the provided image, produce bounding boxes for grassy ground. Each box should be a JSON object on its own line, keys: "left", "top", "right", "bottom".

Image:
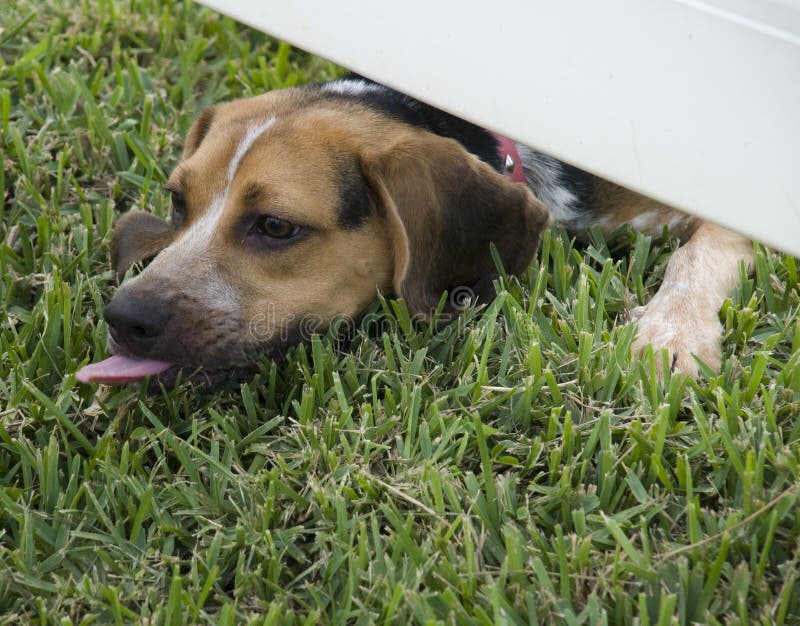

{"left": 2, "top": 0, "right": 800, "bottom": 623}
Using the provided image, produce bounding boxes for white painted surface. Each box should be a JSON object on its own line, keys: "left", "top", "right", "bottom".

{"left": 199, "top": 0, "right": 800, "bottom": 255}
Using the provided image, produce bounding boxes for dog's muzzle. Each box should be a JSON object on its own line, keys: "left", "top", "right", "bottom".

{"left": 76, "top": 291, "right": 174, "bottom": 384}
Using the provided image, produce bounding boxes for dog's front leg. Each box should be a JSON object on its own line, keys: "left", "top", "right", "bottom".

{"left": 630, "top": 222, "right": 754, "bottom": 378}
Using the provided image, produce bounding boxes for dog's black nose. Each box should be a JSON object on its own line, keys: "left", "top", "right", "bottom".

{"left": 104, "top": 291, "right": 171, "bottom": 353}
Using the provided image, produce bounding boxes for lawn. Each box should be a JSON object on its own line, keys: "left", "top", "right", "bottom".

{"left": 1, "top": 1, "right": 799, "bottom": 623}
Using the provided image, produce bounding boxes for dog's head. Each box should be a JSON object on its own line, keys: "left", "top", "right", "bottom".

{"left": 78, "top": 87, "right": 551, "bottom": 386}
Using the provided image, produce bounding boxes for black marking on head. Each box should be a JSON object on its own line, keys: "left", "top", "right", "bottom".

{"left": 316, "top": 77, "right": 425, "bottom": 128}
{"left": 320, "top": 75, "right": 503, "bottom": 173}
{"left": 410, "top": 98, "right": 503, "bottom": 173}
{"left": 336, "top": 160, "right": 371, "bottom": 230}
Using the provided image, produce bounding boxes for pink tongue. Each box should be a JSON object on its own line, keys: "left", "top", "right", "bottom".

{"left": 76, "top": 354, "right": 173, "bottom": 385}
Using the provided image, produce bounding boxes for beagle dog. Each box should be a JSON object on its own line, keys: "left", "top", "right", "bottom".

{"left": 76, "top": 77, "right": 753, "bottom": 387}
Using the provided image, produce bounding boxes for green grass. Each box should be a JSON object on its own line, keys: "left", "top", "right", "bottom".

{"left": 2, "top": 1, "right": 800, "bottom": 623}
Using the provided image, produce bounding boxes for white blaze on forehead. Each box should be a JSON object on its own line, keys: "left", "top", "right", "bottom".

{"left": 228, "top": 117, "right": 276, "bottom": 183}
{"left": 128, "top": 116, "right": 277, "bottom": 307}
{"left": 179, "top": 116, "right": 277, "bottom": 250}
{"left": 171, "top": 115, "right": 276, "bottom": 251}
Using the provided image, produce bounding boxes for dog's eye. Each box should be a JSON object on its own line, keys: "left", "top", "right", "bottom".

{"left": 253, "top": 216, "right": 301, "bottom": 240}
{"left": 171, "top": 191, "right": 187, "bottom": 226}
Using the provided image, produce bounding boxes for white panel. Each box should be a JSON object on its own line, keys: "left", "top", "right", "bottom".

{"left": 199, "top": 0, "right": 800, "bottom": 255}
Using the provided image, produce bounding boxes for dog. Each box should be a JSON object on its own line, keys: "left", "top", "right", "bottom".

{"left": 76, "top": 77, "right": 754, "bottom": 387}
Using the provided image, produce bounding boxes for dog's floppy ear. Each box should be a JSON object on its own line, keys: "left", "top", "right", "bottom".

{"left": 183, "top": 105, "right": 217, "bottom": 159}
{"left": 359, "top": 131, "right": 551, "bottom": 317}
{"left": 110, "top": 211, "right": 175, "bottom": 280}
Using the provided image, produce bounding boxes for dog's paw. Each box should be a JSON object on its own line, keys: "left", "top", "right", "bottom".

{"left": 629, "top": 301, "right": 722, "bottom": 379}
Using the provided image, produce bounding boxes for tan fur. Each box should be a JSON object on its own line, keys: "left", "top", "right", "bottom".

{"left": 593, "top": 180, "right": 698, "bottom": 241}
{"left": 360, "top": 129, "right": 549, "bottom": 313}
{"left": 630, "top": 222, "right": 754, "bottom": 377}
{"left": 121, "top": 101, "right": 398, "bottom": 361}
{"left": 587, "top": 180, "right": 754, "bottom": 378}
{"left": 107, "top": 85, "right": 752, "bottom": 380}
{"left": 108, "top": 89, "right": 548, "bottom": 370}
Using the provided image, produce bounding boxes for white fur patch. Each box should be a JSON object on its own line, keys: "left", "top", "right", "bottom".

{"left": 179, "top": 117, "right": 276, "bottom": 253}
{"left": 627, "top": 209, "right": 694, "bottom": 237}
{"left": 516, "top": 145, "right": 584, "bottom": 228}
{"left": 628, "top": 209, "right": 662, "bottom": 233}
{"left": 128, "top": 117, "right": 277, "bottom": 309}
{"left": 668, "top": 213, "right": 691, "bottom": 233}
{"left": 323, "top": 78, "right": 387, "bottom": 97}
{"left": 228, "top": 119, "right": 275, "bottom": 182}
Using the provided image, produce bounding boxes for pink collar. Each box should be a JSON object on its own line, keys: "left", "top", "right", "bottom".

{"left": 490, "top": 132, "right": 526, "bottom": 184}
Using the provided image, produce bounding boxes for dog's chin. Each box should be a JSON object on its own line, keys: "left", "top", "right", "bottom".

{"left": 154, "top": 341, "right": 296, "bottom": 389}
{"left": 77, "top": 323, "right": 307, "bottom": 390}
{"left": 76, "top": 338, "right": 281, "bottom": 390}
{"left": 152, "top": 362, "right": 258, "bottom": 390}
